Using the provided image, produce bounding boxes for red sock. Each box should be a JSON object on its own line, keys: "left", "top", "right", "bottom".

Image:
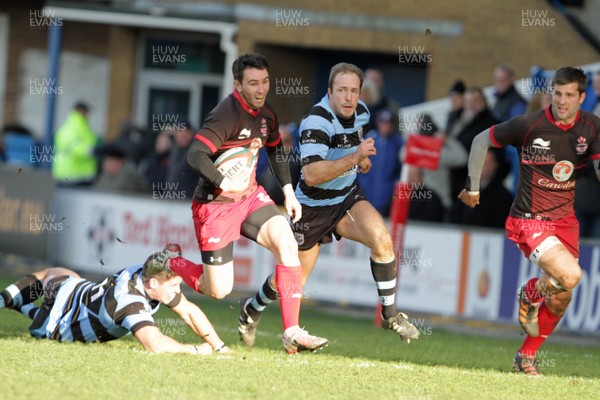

{"left": 525, "top": 278, "right": 543, "bottom": 303}
{"left": 275, "top": 265, "right": 302, "bottom": 330}
{"left": 519, "top": 301, "right": 561, "bottom": 357}
{"left": 169, "top": 257, "right": 204, "bottom": 293}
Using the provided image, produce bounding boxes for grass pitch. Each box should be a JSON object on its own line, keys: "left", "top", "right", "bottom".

{"left": 0, "top": 277, "right": 598, "bottom": 400}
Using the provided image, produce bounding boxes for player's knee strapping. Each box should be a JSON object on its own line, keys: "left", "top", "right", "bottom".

{"left": 0, "top": 274, "right": 43, "bottom": 309}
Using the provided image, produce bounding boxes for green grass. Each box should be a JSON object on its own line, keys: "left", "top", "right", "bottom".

{"left": 0, "top": 277, "right": 599, "bottom": 400}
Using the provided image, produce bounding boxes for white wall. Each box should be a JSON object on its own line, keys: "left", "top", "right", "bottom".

{"left": 18, "top": 49, "right": 109, "bottom": 139}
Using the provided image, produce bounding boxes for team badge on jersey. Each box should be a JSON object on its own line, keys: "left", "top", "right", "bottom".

{"left": 576, "top": 136, "right": 588, "bottom": 155}
{"left": 294, "top": 232, "right": 305, "bottom": 246}
{"left": 552, "top": 160, "right": 574, "bottom": 182}
{"left": 260, "top": 118, "right": 267, "bottom": 136}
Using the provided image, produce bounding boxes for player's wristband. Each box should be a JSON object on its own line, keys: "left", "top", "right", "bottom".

{"left": 467, "top": 191, "right": 480, "bottom": 196}
{"left": 193, "top": 345, "right": 200, "bottom": 354}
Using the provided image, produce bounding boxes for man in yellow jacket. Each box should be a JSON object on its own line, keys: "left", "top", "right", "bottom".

{"left": 52, "top": 102, "right": 98, "bottom": 186}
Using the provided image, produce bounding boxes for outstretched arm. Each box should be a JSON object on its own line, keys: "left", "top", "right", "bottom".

{"left": 170, "top": 293, "right": 230, "bottom": 352}
{"left": 458, "top": 129, "right": 493, "bottom": 208}
{"left": 133, "top": 325, "right": 212, "bottom": 354}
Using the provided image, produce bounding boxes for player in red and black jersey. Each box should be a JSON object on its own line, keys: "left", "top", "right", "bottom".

{"left": 460, "top": 67, "right": 600, "bottom": 375}
{"left": 166, "top": 53, "right": 327, "bottom": 354}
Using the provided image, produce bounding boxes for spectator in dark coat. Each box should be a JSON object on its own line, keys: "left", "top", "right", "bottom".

{"left": 406, "top": 166, "right": 445, "bottom": 223}
{"left": 449, "top": 148, "right": 512, "bottom": 228}
{"left": 446, "top": 80, "right": 466, "bottom": 134}
{"left": 92, "top": 144, "right": 149, "bottom": 194}
{"left": 449, "top": 87, "right": 500, "bottom": 202}
{"left": 357, "top": 109, "right": 404, "bottom": 217}
{"left": 491, "top": 64, "right": 527, "bottom": 122}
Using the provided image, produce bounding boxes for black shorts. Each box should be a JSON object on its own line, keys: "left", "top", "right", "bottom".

{"left": 292, "top": 186, "right": 366, "bottom": 251}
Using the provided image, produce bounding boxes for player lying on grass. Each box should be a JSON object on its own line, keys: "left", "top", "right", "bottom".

{"left": 0, "top": 248, "right": 230, "bottom": 355}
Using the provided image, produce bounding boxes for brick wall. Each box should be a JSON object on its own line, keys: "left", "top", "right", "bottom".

{"left": 235, "top": 0, "right": 597, "bottom": 105}
{"left": 107, "top": 26, "right": 137, "bottom": 141}
{"left": 2, "top": 0, "right": 598, "bottom": 137}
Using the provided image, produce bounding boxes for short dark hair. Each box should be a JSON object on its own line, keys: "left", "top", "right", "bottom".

{"left": 232, "top": 53, "right": 270, "bottom": 83}
{"left": 74, "top": 101, "right": 89, "bottom": 113}
{"left": 328, "top": 63, "right": 364, "bottom": 90}
{"left": 551, "top": 67, "right": 588, "bottom": 94}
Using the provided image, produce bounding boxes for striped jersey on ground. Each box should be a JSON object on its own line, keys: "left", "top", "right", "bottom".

{"left": 295, "top": 94, "right": 370, "bottom": 207}
{"left": 30, "top": 265, "right": 163, "bottom": 342}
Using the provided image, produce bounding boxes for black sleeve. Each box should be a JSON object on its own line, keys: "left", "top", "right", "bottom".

{"left": 265, "top": 140, "right": 292, "bottom": 188}
{"left": 186, "top": 139, "right": 225, "bottom": 187}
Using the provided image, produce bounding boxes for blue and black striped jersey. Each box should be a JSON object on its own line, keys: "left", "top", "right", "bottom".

{"left": 295, "top": 94, "right": 370, "bottom": 207}
{"left": 31, "top": 265, "right": 165, "bottom": 343}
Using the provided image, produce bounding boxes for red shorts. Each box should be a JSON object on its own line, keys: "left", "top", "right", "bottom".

{"left": 192, "top": 186, "right": 276, "bottom": 251}
{"left": 505, "top": 212, "right": 579, "bottom": 260}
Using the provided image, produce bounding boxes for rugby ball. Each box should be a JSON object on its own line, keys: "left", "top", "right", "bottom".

{"left": 214, "top": 147, "right": 254, "bottom": 182}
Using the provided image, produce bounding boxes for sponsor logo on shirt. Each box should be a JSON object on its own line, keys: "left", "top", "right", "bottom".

{"left": 552, "top": 160, "right": 574, "bottom": 182}
{"left": 537, "top": 178, "right": 576, "bottom": 189}
{"left": 301, "top": 130, "right": 317, "bottom": 144}
{"left": 532, "top": 138, "right": 551, "bottom": 149}
{"left": 576, "top": 136, "right": 588, "bottom": 155}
